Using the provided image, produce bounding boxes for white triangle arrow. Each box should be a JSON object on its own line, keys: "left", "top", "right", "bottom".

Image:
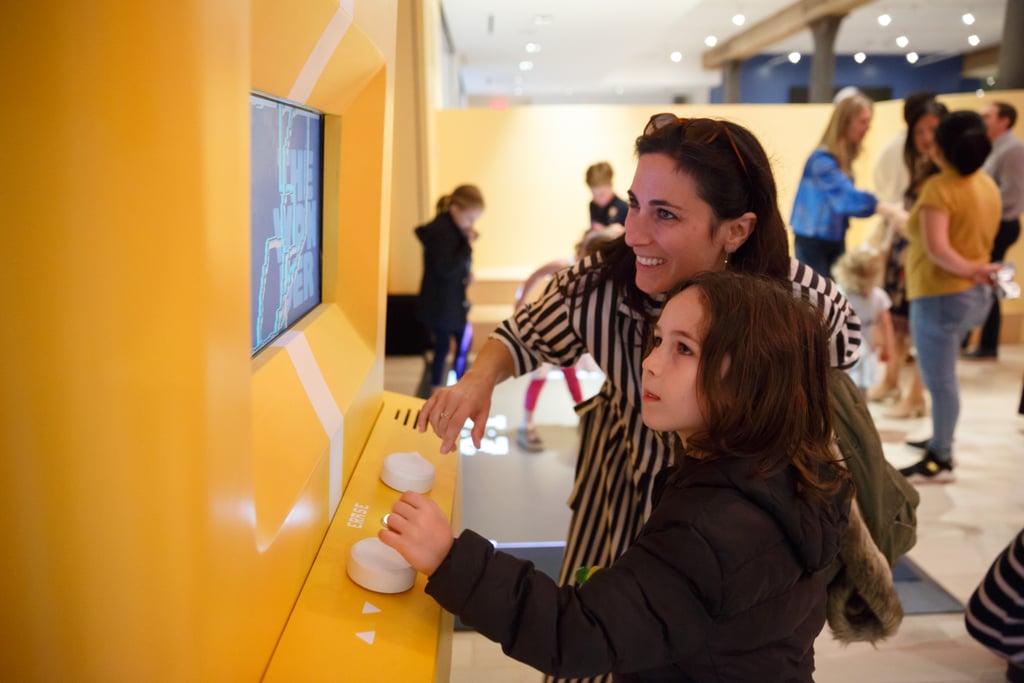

{"left": 356, "top": 631, "right": 376, "bottom": 645}
{"left": 362, "top": 601, "right": 381, "bottom": 614}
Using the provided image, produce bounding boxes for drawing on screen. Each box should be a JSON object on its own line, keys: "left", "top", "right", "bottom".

{"left": 250, "top": 93, "right": 323, "bottom": 354}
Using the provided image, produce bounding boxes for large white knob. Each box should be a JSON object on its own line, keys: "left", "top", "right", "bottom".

{"left": 380, "top": 451, "right": 435, "bottom": 493}
{"left": 347, "top": 537, "right": 416, "bottom": 594}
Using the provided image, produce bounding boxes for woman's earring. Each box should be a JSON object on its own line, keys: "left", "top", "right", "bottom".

{"left": 724, "top": 250, "right": 731, "bottom": 266}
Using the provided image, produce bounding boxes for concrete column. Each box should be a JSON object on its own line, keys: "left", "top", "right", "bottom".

{"left": 808, "top": 14, "right": 844, "bottom": 103}
{"left": 722, "top": 59, "right": 744, "bottom": 103}
{"left": 997, "top": 0, "right": 1024, "bottom": 89}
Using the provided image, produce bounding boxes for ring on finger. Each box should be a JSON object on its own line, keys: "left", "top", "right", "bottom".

{"left": 440, "top": 411, "right": 451, "bottom": 419}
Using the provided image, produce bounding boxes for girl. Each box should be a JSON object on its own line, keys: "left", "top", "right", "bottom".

{"left": 383, "top": 270, "right": 852, "bottom": 682}
{"left": 415, "top": 184, "right": 484, "bottom": 395}
{"left": 832, "top": 247, "right": 895, "bottom": 398}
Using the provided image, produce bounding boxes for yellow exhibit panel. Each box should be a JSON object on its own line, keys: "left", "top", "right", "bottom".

{"left": 265, "top": 391, "right": 458, "bottom": 682}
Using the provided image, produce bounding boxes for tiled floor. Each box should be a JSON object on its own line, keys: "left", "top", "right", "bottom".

{"left": 384, "top": 347, "right": 1024, "bottom": 682}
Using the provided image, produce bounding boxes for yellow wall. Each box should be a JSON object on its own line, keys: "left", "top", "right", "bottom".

{"left": 389, "top": 92, "right": 1024, "bottom": 309}
{"left": 0, "top": 0, "right": 397, "bottom": 680}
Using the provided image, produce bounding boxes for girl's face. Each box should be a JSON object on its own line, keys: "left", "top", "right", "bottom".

{"left": 845, "top": 106, "right": 873, "bottom": 146}
{"left": 625, "top": 154, "right": 732, "bottom": 295}
{"left": 450, "top": 204, "right": 482, "bottom": 232}
{"left": 641, "top": 287, "right": 708, "bottom": 442}
{"left": 912, "top": 113, "right": 941, "bottom": 156}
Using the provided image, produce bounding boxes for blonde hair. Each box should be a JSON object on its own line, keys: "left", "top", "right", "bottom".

{"left": 832, "top": 246, "right": 883, "bottom": 297}
{"left": 819, "top": 93, "right": 873, "bottom": 175}
{"left": 585, "top": 162, "right": 614, "bottom": 188}
{"left": 435, "top": 184, "right": 485, "bottom": 215}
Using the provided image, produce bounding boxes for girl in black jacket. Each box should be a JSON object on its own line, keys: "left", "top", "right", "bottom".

{"left": 382, "top": 270, "right": 852, "bottom": 682}
{"left": 415, "top": 184, "right": 484, "bottom": 394}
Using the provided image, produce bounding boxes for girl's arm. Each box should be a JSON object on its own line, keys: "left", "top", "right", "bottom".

{"left": 919, "top": 206, "right": 1000, "bottom": 284}
{"left": 810, "top": 153, "right": 878, "bottom": 218}
{"left": 877, "top": 308, "right": 895, "bottom": 364}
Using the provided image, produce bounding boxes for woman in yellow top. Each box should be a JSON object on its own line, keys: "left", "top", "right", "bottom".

{"left": 900, "top": 111, "right": 1001, "bottom": 482}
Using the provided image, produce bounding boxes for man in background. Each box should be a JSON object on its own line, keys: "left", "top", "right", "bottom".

{"left": 964, "top": 101, "right": 1024, "bottom": 359}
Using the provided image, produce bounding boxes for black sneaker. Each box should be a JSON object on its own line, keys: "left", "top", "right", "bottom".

{"left": 906, "top": 438, "right": 931, "bottom": 450}
{"left": 899, "top": 451, "right": 955, "bottom": 483}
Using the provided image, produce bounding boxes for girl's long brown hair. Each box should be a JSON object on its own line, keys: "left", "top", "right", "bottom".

{"left": 679, "top": 270, "right": 851, "bottom": 504}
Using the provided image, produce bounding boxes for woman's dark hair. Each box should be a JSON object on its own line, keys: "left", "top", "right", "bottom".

{"left": 584, "top": 117, "right": 790, "bottom": 312}
{"left": 935, "top": 110, "right": 991, "bottom": 176}
{"left": 902, "top": 98, "right": 947, "bottom": 197}
{"left": 673, "top": 270, "right": 851, "bottom": 504}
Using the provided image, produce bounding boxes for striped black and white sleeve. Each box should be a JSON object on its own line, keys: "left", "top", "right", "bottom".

{"left": 789, "top": 258, "right": 862, "bottom": 370}
{"left": 964, "top": 529, "right": 1024, "bottom": 667}
{"left": 490, "top": 259, "right": 594, "bottom": 377}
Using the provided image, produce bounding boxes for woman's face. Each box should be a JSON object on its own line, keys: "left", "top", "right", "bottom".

{"left": 912, "top": 113, "right": 941, "bottom": 156}
{"left": 624, "top": 154, "right": 731, "bottom": 295}
{"left": 845, "top": 106, "right": 873, "bottom": 146}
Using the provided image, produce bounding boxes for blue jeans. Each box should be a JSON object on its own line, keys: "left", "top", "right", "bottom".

{"left": 910, "top": 285, "right": 993, "bottom": 461}
{"left": 793, "top": 235, "right": 845, "bottom": 278}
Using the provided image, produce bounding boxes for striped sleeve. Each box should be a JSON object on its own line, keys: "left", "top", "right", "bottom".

{"left": 490, "top": 257, "right": 597, "bottom": 377}
{"left": 789, "top": 258, "right": 862, "bottom": 369}
{"left": 965, "top": 529, "right": 1024, "bottom": 665}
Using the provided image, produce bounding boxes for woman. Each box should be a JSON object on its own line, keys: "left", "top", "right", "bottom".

{"left": 418, "top": 116, "right": 874, "bottom": 683}
{"left": 899, "top": 111, "right": 1001, "bottom": 482}
{"left": 871, "top": 97, "right": 948, "bottom": 419}
{"left": 415, "top": 184, "right": 484, "bottom": 395}
{"left": 790, "top": 92, "right": 892, "bottom": 277}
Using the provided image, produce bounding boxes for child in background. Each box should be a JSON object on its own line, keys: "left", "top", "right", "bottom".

{"left": 833, "top": 247, "right": 895, "bottom": 399}
{"left": 586, "top": 161, "right": 629, "bottom": 230}
{"left": 381, "top": 270, "right": 851, "bottom": 682}
{"left": 517, "top": 227, "right": 624, "bottom": 452}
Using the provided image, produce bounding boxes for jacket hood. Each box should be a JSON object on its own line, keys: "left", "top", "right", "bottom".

{"left": 671, "top": 456, "right": 850, "bottom": 574}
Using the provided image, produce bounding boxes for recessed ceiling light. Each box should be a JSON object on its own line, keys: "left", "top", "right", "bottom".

{"left": 525, "top": 42, "right": 541, "bottom": 53}
{"left": 906, "top": 52, "right": 919, "bottom": 64}
{"left": 733, "top": 14, "right": 745, "bottom": 26}
{"left": 518, "top": 60, "right": 534, "bottom": 71}
{"left": 788, "top": 52, "right": 801, "bottom": 64}
{"left": 854, "top": 52, "right": 866, "bottom": 64}
{"left": 968, "top": 34, "right": 981, "bottom": 47}
{"left": 896, "top": 35, "right": 909, "bottom": 48}
{"left": 670, "top": 51, "right": 682, "bottom": 62}
{"left": 878, "top": 14, "right": 891, "bottom": 27}
{"left": 976, "top": 89, "right": 985, "bottom": 98}
{"left": 962, "top": 13, "right": 976, "bottom": 25}
{"left": 705, "top": 35, "right": 718, "bottom": 47}
{"left": 987, "top": 76, "right": 996, "bottom": 86}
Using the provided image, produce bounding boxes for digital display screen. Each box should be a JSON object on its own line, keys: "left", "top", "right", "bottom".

{"left": 250, "top": 92, "right": 324, "bottom": 354}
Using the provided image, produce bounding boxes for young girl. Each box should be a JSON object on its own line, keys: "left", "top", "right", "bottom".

{"left": 832, "top": 247, "right": 895, "bottom": 399}
{"left": 382, "top": 270, "right": 852, "bottom": 682}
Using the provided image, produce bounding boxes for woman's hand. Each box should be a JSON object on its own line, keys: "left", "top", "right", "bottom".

{"left": 418, "top": 369, "right": 495, "bottom": 454}
{"left": 417, "top": 339, "right": 513, "bottom": 453}
{"left": 379, "top": 491, "right": 454, "bottom": 576}
{"left": 970, "top": 262, "right": 1002, "bottom": 286}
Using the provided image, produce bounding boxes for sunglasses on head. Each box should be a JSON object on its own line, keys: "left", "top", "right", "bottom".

{"left": 643, "top": 113, "right": 750, "bottom": 178}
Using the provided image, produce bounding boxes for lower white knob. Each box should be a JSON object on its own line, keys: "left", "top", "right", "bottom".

{"left": 347, "top": 537, "right": 416, "bottom": 594}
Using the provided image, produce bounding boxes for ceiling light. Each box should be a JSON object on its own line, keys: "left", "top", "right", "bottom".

{"left": 878, "top": 14, "right": 891, "bottom": 27}
{"left": 854, "top": 52, "right": 866, "bottom": 64}
{"left": 705, "top": 35, "right": 718, "bottom": 47}
{"left": 987, "top": 76, "right": 996, "bottom": 86}
{"left": 670, "top": 51, "right": 682, "bottom": 63}
{"left": 896, "top": 35, "right": 909, "bottom": 48}
{"left": 962, "top": 13, "right": 976, "bottom": 25}
{"left": 968, "top": 34, "right": 981, "bottom": 47}
{"left": 518, "top": 60, "right": 534, "bottom": 71}
{"left": 977, "top": 89, "right": 985, "bottom": 98}
{"left": 906, "top": 52, "right": 919, "bottom": 64}
{"left": 788, "top": 52, "right": 801, "bottom": 64}
{"left": 524, "top": 42, "right": 541, "bottom": 53}
{"left": 732, "top": 14, "right": 745, "bottom": 26}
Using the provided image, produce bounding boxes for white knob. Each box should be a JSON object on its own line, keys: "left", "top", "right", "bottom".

{"left": 347, "top": 537, "right": 416, "bottom": 594}
{"left": 380, "top": 451, "right": 435, "bottom": 493}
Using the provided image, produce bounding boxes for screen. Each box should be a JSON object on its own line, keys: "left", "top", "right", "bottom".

{"left": 250, "top": 92, "right": 324, "bottom": 354}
